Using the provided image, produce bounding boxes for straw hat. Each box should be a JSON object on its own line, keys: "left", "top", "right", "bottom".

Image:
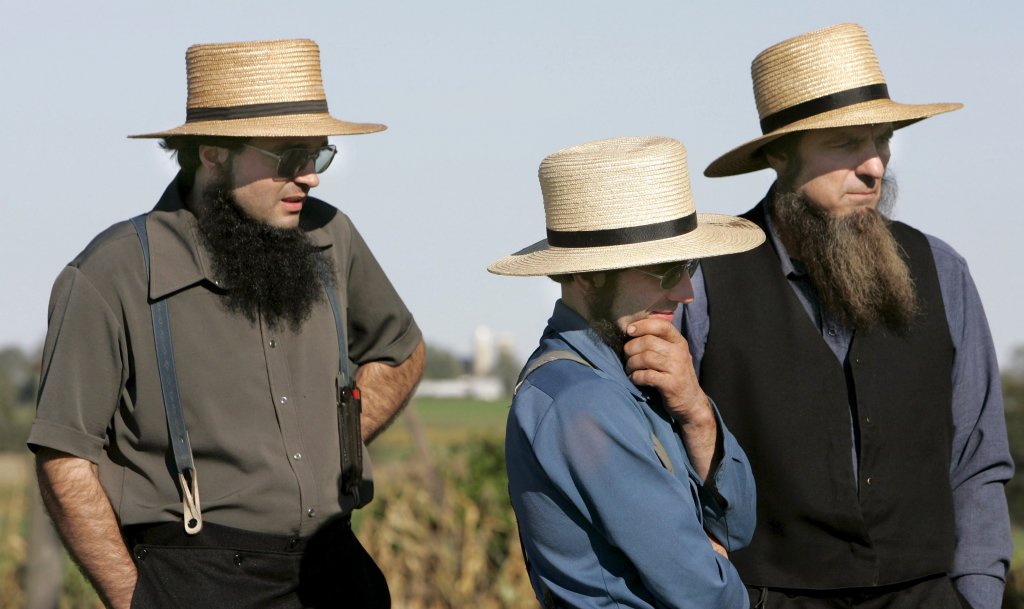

{"left": 129, "top": 39, "right": 385, "bottom": 139}
{"left": 704, "top": 23, "right": 962, "bottom": 177}
{"left": 487, "top": 136, "right": 764, "bottom": 277}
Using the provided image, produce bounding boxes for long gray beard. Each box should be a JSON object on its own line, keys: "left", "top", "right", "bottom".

{"left": 771, "top": 178, "right": 920, "bottom": 333}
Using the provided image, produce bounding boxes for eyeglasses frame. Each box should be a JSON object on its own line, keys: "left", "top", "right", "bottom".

{"left": 633, "top": 259, "right": 701, "bottom": 290}
{"left": 242, "top": 143, "right": 338, "bottom": 178}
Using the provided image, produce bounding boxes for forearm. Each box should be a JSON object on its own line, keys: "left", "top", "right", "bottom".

{"left": 356, "top": 339, "right": 425, "bottom": 442}
{"left": 676, "top": 396, "right": 721, "bottom": 482}
{"left": 36, "top": 448, "right": 136, "bottom": 609}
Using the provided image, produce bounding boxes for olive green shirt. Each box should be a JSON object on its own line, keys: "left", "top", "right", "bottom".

{"left": 29, "top": 176, "right": 422, "bottom": 537}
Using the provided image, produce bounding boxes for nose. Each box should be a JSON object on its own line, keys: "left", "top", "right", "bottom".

{"left": 294, "top": 162, "right": 320, "bottom": 188}
{"left": 667, "top": 274, "right": 695, "bottom": 305}
{"left": 856, "top": 143, "right": 887, "bottom": 182}
{"left": 857, "top": 154, "right": 885, "bottom": 181}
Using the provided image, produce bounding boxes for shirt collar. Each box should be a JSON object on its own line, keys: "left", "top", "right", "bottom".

{"left": 143, "top": 173, "right": 335, "bottom": 300}
{"left": 145, "top": 174, "right": 214, "bottom": 299}
{"left": 542, "top": 300, "right": 646, "bottom": 399}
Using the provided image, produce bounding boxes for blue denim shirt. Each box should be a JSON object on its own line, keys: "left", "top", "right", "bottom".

{"left": 681, "top": 204, "right": 1013, "bottom": 609}
{"left": 507, "top": 301, "right": 756, "bottom": 609}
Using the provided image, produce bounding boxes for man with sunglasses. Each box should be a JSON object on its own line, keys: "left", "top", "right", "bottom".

{"left": 489, "top": 136, "right": 765, "bottom": 608}
{"left": 29, "top": 39, "right": 424, "bottom": 609}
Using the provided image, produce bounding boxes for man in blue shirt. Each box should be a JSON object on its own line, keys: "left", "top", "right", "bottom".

{"left": 689, "top": 24, "right": 1013, "bottom": 609}
{"left": 489, "top": 136, "right": 765, "bottom": 608}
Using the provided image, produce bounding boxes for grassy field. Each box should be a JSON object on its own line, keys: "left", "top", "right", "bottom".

{"left": 370, "top": 397, "right": 509, "bottom": 463}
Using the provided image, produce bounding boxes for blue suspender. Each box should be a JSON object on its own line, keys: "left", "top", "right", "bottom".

{"left": 129, "top": 214, "right": 202, "bottom": 535}
{"left": 318, "top": 265, "right": 351, "bottom": 384}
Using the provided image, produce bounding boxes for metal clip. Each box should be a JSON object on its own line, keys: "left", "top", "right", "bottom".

{"left": 179, "top": 469, "right": 202, "bottom": 535}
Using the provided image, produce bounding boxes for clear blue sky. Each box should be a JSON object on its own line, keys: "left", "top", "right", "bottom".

{"left": 2, "top": 1, "right": 1022, "bottom": 365}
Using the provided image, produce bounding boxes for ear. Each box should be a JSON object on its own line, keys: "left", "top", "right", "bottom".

{"left": 764, "top": 147, "right": 789, "bottom": 175}
{"left": 572, "top": 272, "right": 606, "bottom": 294}
{"left": 198, "top": 145, "right": 231, "bottom": 170}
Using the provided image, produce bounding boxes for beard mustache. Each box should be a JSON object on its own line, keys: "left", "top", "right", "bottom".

{"left": 771, "top": 177, "right": 919, "bottom": 333}
{"left": 585, "top": 273, "right": 630, "bottom": 356}
{"left": 193, "top": 171, "right": 331, "bottom": 331}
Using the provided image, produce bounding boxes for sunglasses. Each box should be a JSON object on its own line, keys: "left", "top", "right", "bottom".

{"left": 633, "top": 259, "right": 700, "bottom": 290}
{"left": 243, "top": 144, "right": 338, "bottom": 179}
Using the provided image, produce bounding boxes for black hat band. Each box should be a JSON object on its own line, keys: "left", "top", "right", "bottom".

{"left": 759, "top": 83, "right": 889, "bottom": 134}
{"left": 547, "top": 214, "right": 697, "bottom": 248}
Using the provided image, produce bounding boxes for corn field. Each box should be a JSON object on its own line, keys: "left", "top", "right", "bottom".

{"left": 360, "top": 438, "right": 535, "bottom": 609}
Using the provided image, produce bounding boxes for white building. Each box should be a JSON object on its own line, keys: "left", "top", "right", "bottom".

{"left": 415, "top": 375, "right": 504, "bottom": 401}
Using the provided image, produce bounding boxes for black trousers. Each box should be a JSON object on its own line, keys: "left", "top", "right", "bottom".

{"left": 125, "top": 516, "right": 389, "bottom": 609}
{"left": 747, "top": 574, "right": 973, "bottom": 609}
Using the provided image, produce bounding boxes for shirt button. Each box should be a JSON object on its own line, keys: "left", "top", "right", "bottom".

{"left": 865, "top": 416, "right": 872, "bottom": 424}
{"left": 827, "top": 327, "right": 837, "bottom": 337}
{"left": 269, "top": 339, "right": 278, "bottom": 348}
{"left": 307, "top": 508, "right": 316, "bottom": 518}
{"left": 865, "top": 477, "right": 873, "bottom": 486}
{"left": 280, "top": 396, "right": 288, "bottom": 405}
{"left": 292, "top": 453, "right": 302, "bottom": 460}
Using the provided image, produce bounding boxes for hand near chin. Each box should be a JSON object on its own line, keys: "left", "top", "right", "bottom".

{"left": 623, "top": 318, "right": 709, "bottom": 423}
{"left": 624, "top": 318, "right": 719, "bottom": 480}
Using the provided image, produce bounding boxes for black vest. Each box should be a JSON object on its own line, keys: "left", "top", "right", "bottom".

{"left": 700, "top": 201, "right": 955, "bottom": 589}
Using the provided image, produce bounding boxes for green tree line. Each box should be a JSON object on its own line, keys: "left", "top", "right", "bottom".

{"left": 0, "top": 347, "right": 38, "bottom": 452}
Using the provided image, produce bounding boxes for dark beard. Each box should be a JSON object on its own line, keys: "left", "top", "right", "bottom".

{"left": 771, "top": 178, "right": 919, "bottom": 333}
{"left": 193, "top": 174, "right": 331, "bottom": 331}
{"left": 585, "top": 273, "right": 629, "bottom": 356}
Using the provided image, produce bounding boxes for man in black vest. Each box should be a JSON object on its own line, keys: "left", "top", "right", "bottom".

{"left": 684, "top": 23, "right": 1013, "bottom": 609}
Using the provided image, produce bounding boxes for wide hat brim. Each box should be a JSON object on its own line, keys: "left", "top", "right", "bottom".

{"left": 128, "top": 113, "right": 386, "bottom": 139}
{"left": 704, "top": 98, "right": 961, "bottom": 177}
{"left": 487, "top": 213, "right": 765, "bottom": 276}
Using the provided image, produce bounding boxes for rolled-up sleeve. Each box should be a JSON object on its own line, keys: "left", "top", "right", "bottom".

{"left": 29, "top": 266, "right": 126, "bottom": 461}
